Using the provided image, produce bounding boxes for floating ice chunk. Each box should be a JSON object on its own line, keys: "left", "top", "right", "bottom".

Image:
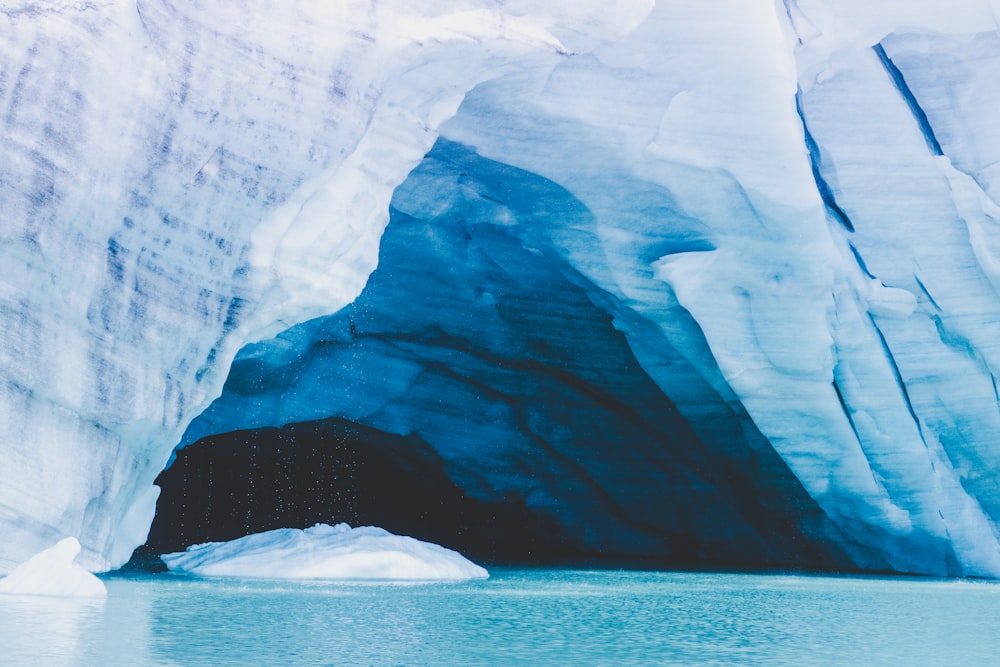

{"left": 0, "top": 537, "right": 106, "bottom": 598}
{"left": 161, "top": 524, "right": 488, "bottom": 581}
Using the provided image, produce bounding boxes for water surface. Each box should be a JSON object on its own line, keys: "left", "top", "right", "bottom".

{"left": 1, "top": 569, "right": 998, "bottom": 665}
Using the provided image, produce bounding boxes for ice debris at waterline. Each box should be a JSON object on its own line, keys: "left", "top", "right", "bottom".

{"left": 0, "top": 538, "right": 106, "bottom": 598}
{"left": 161, "top": 524, "right": 489, "bottom": 581}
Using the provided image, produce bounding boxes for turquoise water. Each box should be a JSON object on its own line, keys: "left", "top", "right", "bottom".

{"left": 1, "top": 568, "right": 999, "bottom": 666}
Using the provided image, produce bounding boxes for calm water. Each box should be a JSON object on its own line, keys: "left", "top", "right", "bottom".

{"left": 1, "top": 568, "right": 998, "bottom": 666}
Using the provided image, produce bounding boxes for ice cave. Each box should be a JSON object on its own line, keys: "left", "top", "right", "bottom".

{"left": 4, "top": 0, "right": 1000, "bottom": 583}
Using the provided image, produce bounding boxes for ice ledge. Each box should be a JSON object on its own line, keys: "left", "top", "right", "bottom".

{"left": 161, "top": 524, "right": 489, "bottom": 581}
{"left": 0, "top": 537, "right": 107, "bottom": 598}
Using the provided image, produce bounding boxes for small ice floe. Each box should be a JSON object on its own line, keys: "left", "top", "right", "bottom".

{"left": 0, "top": 537, "right": 107, "bottom": 598}
{"left": 161, "top": 523, "right": 488, "bottom": 581}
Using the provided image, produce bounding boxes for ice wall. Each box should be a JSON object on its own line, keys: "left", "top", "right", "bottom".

{"left": 6, "top": 0, "right": 1000, "bottom": 577}
{"left": 167, "top": 139, "right": 854, "bottom": 569}
{"left": 436, "top": 0, "right": 1000, "bottom": 575}
{"left": 0, "top": 0, "right": 650, "bottom": 573}
{"left": 178, "top": 1, "right": 1000, "bottom": 576}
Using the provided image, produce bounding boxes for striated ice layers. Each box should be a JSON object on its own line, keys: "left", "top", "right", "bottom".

{"left": 161, "top": 523, "right": 488, "bottom": 580}
{"left": 5, "top": 0, "right": 1000, "bottom": 578}
{"left": 0, "top": 0, "right": 649, "bottom": 572}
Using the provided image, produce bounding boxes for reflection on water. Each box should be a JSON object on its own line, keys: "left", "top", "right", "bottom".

{"left": 2, "top": 569, "right": 1000, "bottom": 665}
{"left": 0, "top": 594, "right": 107, "bottom": 666}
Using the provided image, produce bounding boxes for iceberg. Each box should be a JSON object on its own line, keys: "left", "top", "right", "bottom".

{"left": 165, "top": 1, "right": 1000, "bottom": 578}
{"left": 0, "top": 537, "right": 106, "bottom": 598}
{"left": 161, "top": 524, "right": 488, "bottom": 581}
{"left": 3, "top": 0, "right": 1000, "bottom": 580}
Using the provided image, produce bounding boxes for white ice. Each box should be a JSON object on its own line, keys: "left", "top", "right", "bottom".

{"left": 440, "top": 0, "right": 1000, "bottom": 576}
{"left": 0, "top": 0, "right": 647, "bottom": 574}
{"left": 5, "top": 0, "right": 1000, "bottom": 579}
{"left": 161, "top": 524, "right": 488, "bottom": 581}
{"left": 0, "top": 537, "right": 106, "bottom": 598}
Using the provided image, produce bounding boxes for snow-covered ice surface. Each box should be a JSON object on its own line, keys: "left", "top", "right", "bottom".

{"left": 0, "top": 537, "right": 106, "bottom": 597}
{"left": 5, "top": 0, "right": 1000, "bottom": 578}
{"left": 161, "top": 524, "right": 488, "bottom": 581}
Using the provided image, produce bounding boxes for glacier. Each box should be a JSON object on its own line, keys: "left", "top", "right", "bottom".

{"left": 0, "top": 0, "right": 649, "bottom": 572}
{"left": 161, "top": 523, "right": 488, "bottom": 580}
{"left": 151, "top": 137, "right": 855, "bottom": 570}
{"left": 4, "top": 0, "right": 1000, "bottom": 578}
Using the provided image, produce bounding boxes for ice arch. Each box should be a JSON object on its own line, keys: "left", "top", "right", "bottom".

{"left": 147, "top": 139, "right": 856, "bottom": 570}
{"left": 150, "top": 1, "right": 1000, "bottom": 576}
{"left": 0, "top": 0, "right": 650, "bottom": 573}
{"left": 5, "top": 0, "right": 1000, "bottom": 578}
